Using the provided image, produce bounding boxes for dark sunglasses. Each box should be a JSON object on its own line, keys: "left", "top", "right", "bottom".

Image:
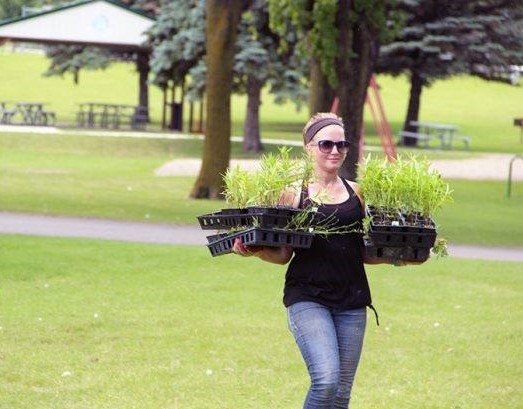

{"left": 310, "top": 140, "right": 351, "bottom": 154}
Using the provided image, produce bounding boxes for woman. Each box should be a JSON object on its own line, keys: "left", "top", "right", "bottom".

{"left": 233, "top": 112, "right": 395, "bottom": 408}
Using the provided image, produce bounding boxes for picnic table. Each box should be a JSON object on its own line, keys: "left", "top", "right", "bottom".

{"left": 399, "top": 121, "right": 470, "bottom": 150}
{"left": 0, "top": 101, "right": 55, "bottom": 126}
{"left": 0, "top": 101, "right": 18, "bottom": 124}
{"left": 76, "top": 103, "right": 147, "bottom": 129}
{"left": 16, "top": 102, "right": 56, "bottom": 126}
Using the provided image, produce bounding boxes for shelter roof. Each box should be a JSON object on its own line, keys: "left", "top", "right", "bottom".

{"left": 0, "top": 0, "right": 155, "bottom": 52}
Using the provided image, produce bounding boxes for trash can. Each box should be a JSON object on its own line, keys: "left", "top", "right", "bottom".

{"left": 169, "top": 102, "right": 182, "bottom": 131}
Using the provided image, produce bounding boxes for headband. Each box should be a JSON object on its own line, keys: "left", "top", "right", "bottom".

{"left": 304, "top": 117, "right": 344, "bottom": 144}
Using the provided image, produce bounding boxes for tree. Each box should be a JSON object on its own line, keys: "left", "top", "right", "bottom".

{"left": 43, "top": 46, "right": 111, "bottom": 84}
{"left": 189, "top": 0, "right": 244, "bottom": 199}
{"left": 148, "top": 0, "right": 307, "bottom": 154}
{"left": 376, "top": 0, "right": 523, "bottom": 144}
{"left": 0, "top": 0, "right": 46, "bottom": 20}
{"left": 147, "top": 0, "right": 205, "bottom": 90}
{"left": 234, "top": 0, "right": 308, "bottom": 152}
{"left": 269, "top": 0, "right": 399, "bottom": 180}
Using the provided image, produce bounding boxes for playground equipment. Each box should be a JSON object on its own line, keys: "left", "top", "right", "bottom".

{"left": 330, "top": 75, "right": 397, "bottom": 162}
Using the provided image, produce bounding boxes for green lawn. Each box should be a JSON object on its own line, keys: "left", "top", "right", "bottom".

{"left": 2, "top": 48, "right": 523, "bottom": 153}
{"left": 1, "top": 49, "right": 523, "bottom": 409}
{"left": 1, "top": 131, "right": 523, "bottom": 247}
{"left": 1, "top": 235, "right": 521, "bottom": 409}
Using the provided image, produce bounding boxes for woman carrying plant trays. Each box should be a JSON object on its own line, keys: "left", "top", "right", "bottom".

{"left": 233, "top": 112, "right": 404, "bottom": 408}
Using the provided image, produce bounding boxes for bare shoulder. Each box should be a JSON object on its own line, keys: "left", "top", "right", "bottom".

{"left": 343, "top": 179, "right": 365, "bottom": 206}
{"left": 279, "top": 180, "right": 302, "bottom": 208}
{"left": 345, "top": 179, "right": 361, "bottom": 194}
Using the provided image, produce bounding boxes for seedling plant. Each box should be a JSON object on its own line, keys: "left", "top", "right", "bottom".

{"left": 358, "top": 154, "right": 453, "bottom": 224}
{"left": 357, "top": 154, "right": 453, "bottom": 258}
{"left": 222, "top": 146, "right": 314, "bottom": 208}
{"left": 219, "top": 147, "right": 357, "bottom": 239}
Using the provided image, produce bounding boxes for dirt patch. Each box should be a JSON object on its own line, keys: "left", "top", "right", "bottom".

{"left": 155, "top": 153, "right": 523, "bottom": 181}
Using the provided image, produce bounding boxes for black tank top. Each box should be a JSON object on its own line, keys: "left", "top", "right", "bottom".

{"left": 283, "top": 179, "right": 372, "bottom": 309}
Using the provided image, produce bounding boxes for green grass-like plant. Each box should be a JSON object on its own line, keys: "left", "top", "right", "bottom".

{"left": 223, "top": 146, "right": 313, "bottom": 208}
{"left": 358, "top": 154, "right": 453, "bottom": 258}
{"left": 358, "top": 154, "right": 453, "bottom": 220}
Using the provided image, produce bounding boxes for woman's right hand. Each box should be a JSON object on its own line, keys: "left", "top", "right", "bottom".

{"left": 233, "top": 238, "right": 294, "bottom": 265}
{"left": 233, "top": 238, "right": 263, "bottom": 257}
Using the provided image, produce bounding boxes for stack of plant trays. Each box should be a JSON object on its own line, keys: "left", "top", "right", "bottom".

{"left": 197, "top": 206, "right": 314, "bottom": 257}
{"left": 363, "top": 205, "right": 437, "bottom": 263}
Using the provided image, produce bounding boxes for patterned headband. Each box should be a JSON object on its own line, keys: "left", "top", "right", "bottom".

{"left": 304, "top": 117, "right": 344, "bottom": 144}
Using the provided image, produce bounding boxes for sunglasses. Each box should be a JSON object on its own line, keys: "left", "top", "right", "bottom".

{"left": 310, "top": 140, "right": 351, "bottom": 154}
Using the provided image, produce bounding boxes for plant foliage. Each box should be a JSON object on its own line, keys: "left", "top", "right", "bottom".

{"left": 222, "top": 147, "right": 313, "bottom": 208}
{"left": 357, "top": 154, "right": 453, "bottom": 219}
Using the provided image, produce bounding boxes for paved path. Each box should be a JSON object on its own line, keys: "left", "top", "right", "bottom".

{"left": 2, "top": 125, "right": 522, "bottom": 261}
{"left": 2, "top": 212, "right": 522, "bottom": 262}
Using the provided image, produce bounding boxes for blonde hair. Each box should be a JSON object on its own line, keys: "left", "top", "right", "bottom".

{"left": 302, "top": 112, "right": 344, "bottom": 145}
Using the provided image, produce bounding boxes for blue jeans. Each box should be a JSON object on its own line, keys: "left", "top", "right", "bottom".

{"left": 287, "top": 302, "right": 367, "bottom": 409}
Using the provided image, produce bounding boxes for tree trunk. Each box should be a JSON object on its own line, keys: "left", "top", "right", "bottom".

{"left": 336, "top": 0, "right": 381, "bottom": 181}
{"left": 190, "top": 0, "right": 243, "bottom": 199}
{"left": 401, "top": 70, "right": 424, "bottom": 146}
{"left": 243, "top": 74, "right": 264, "bottom": 152}
{"left": 309, "top": 58, "right": 336, "bottom": 114}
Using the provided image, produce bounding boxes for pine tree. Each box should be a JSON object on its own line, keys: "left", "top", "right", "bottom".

{"left": 377, "top": 0, "right": 523, "bottom": 145}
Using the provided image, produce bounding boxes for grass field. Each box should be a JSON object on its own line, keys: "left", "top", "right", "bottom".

{"left": 1, "top": 47, "right": 523, "bottom": 153}
{"left": 1, "top": 235, "right": 522, "bottom": 409}
{"left": 1, "top": 131, "right": 523, "bottom": 246}
{"left": 1, "top": 48, "right": 523, "bottom": 409}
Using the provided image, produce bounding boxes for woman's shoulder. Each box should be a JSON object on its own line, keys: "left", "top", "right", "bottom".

{"left": 341, "top": 178, "right": 361, "bottom": 194}
{"left": 342, "top": 178, "right": 364, "bottom": 205}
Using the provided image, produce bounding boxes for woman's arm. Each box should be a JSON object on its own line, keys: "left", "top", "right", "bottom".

{"left": 233, "top": 238, "right": 294, "bottom": 265}
{"left": 231, "top": 185, "right": 300, "bottom": 265}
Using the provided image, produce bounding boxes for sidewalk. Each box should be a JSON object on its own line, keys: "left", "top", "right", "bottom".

{"left": 1, "top": 211, "right": 523, "bottom": 262}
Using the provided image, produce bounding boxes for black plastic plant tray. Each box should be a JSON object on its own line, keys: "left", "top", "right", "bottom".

{"left": 369, "top": 221, "right": 436, "bottom": 234}
{"left": 246, "top": 206, "right": 301, "bottom": 217}
{"left": 220, "top": 208, "right": 249, "bottom": 215}
{"left": 365, "top": 205, "right": 436, "bottom": 234}
{"left": 206, "top": 227, "right": 314, "bottom": 257}
{"left": 198, "top": 207, "right": 305, "bottom": 230}
{"left": 364, "top": 239, "right": 431, "bottom": 263}
{"left": 368, "top": 227, "right": 437, "bottom": 248}
{"left": 197, "top": 212, "right": 254, "bottom": 230}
